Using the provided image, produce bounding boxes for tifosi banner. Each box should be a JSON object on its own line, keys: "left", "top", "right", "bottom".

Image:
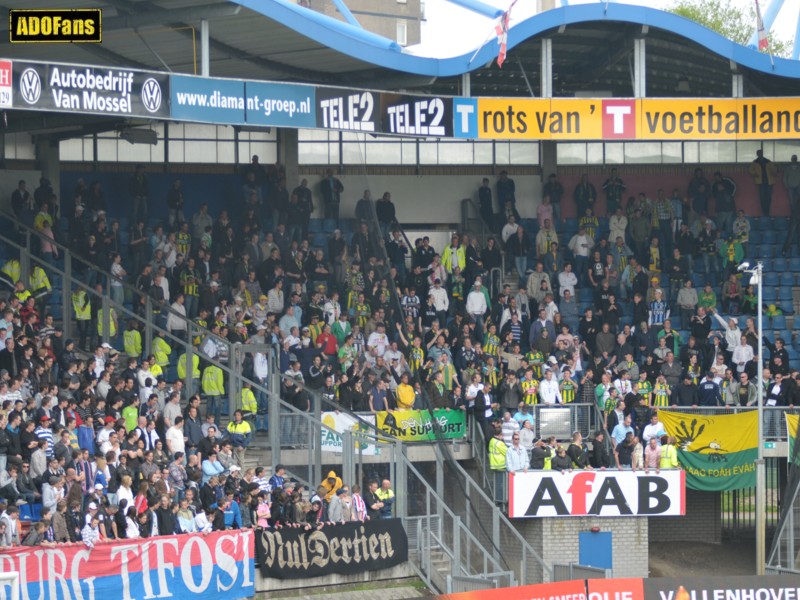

{"left": 508, "top": 469, "right": 685, "bottom": 518}
{"left": 0, "top": 530, "right": 255, "bottom": 600}
{"left": 7, "top": 59, "right": 169, "bottom": 118}
{"left": 255, "top": 519, "right": 408, "bottom": 579}
{"left": 321, "top": 411, "right": 380, "bottom": 456}
{"left": 375, "top": 409, "right": 467, "bottom": 441}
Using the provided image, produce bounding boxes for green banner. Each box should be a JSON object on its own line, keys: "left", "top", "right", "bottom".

{"left": 375, "top": 409, "right": 467, "bottom": 441}
{"left": 660, "top": 411, "right": 758, "bottom": 491}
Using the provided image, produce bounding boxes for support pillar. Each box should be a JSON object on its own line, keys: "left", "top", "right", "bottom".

{"left": 462, "top": 72, "right": 471, "bottom": 97}
{"left": 540, "top": 38, "right": 553, "bottom": 98}
{"left": 732, "top": 73, "right": 744, "bottom": 98}
{"left": 633, "top": 37, "right": 646, "bottom": 97}
{"left": 200, "top": 19, "right": 210, "bottom": 77}
{"left": 541, "top": 141, "right": 557, "bottom": 180}
{"left": 278, "top": 128, "right": 299, "bottom": 190}
{"left": 35, "top": 138, "right": 60, "bottom": 213}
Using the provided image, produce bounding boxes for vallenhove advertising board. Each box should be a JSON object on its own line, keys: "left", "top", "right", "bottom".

{"left": 508, "top": 469, "right": 686, "bottom": 518}
{"left": 8, "top": 59, "right": 169, "bottom": 119}
{"left": 439, "top": 575, "right": 800, "bottom": 600}
{"left": 587, "top": 575, "right": 800, "bottom": 600}
{"left": 0, "top": 530, "right": 255, "bottom": 600}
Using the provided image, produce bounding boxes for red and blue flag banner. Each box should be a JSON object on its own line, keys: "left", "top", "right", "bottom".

{"left": 755, "top": 0, "right": 768, "bottom": 51}
{"left": 0, "top": 530, "right": 255, "bottom": 600}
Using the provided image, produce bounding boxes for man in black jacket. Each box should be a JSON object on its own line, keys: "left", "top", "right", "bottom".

{"left": 530, "top": 439, "right": 553, "bottom": 470}
{"left": 671, "top": 374, "right": 699, "bottom": 407}
{"left": 363, "top": 479, "right": 382, "bottom": 520}
{"left": 566, "top": 432, "right": 592, "bottom": 469}
{"left": 589, "top": 431, "right": 612, "bottom": 469}
{"left": 155, "top": 494, "right": 177, "bottom": 536}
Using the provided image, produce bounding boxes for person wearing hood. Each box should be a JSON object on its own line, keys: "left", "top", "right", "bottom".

{"left": 319, "top": 470, "right": 342, "bottom": 503}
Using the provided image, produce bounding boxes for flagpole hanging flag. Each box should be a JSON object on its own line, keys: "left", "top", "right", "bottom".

{"left": 787, "top": 413, "right": 800, "bottom": 466}
{"left": 495, "top": 0, "right": 518, "bottom": 68}
{"left": 755, "top": 0, "right": 768, "bottom": 51}
{"left": 660, "top": 410, "right": 758, "bottom": 491}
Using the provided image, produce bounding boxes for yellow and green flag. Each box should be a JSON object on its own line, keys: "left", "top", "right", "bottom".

{"left": 787, "top": 413, "right": 800, "bottom": 466}
{"left": 660, "top": 411, "right": 757, "bottom": 491}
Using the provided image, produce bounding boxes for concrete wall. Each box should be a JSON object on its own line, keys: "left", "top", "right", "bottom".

{"left": 649, "top": 489, "right": 722, "bottom": 544}
{"left": 514, "top": 516, "right": 649, "bottom": 581}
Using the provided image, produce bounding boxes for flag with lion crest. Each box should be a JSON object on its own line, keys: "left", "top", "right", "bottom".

{"left": 660, "top": 411, "right": 758, "bottom": 491}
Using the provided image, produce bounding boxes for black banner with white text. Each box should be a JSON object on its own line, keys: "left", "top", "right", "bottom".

{"left": 255, "top": 519, "right": 408, "bottom": 579}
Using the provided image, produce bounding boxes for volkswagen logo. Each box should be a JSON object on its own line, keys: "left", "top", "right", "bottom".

{"left": 19, "top": 68, "right": 41, "bottom": 105}
{"left": 141, "top": 78, "right": 162, "bottom": 113}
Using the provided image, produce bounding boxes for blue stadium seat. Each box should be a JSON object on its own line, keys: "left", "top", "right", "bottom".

{"left": 790, "top": 258, "right": 800, "bottom": 272}
{"left": 762, "top": 287, "right": 777, "bottom": 302}
{"left": 778, "top": 288, "right": 794, "bottom": 302}
{"left": 772, "top": 314, "right": 788, "bottom": 330}
{"left": 761, "top": 231, "right": 778, "bottom": 245}
{"left": 323, "top": 219, "right": 337, "bottom": 231}
{"left": 759, "top": 245, "right": 775, "bottom": 258}
{"left": 772, "top": 217, "right": 789, "bottom": 231}
{"left": 749, "top": 230, "right": 763, "bottom": 245}
{"left": 763, "top": 272, "right": 779, "bottom": 288}
{"left": 312, "top": 233, "right": 327, "bottom": 248}
{"left": 578, "top": 288, "right": 594, "bottom": 302}
{"left": 772, "top": 257, "right": 787, "bottom": 272}
{"left": 308, "top": 219, "right": 323, "bottom": 233}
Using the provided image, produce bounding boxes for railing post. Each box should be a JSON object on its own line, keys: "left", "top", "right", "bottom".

{"left": 144, "top": 297, "right": 154, "bottom": 353}
{"left": 492, "top": 504, "right": 500, "bottom": 563}
{"left": 342, "top": 430, "right": 355, "bottom": 489}
{"left": 453, "top": 515, "right": 462, "bottom": 577}
{"left": 269, "top": 349, "right": 281, "bottom": 462}
{"left": 63, "top": 248, "right": 72, "bottom": 342}
{"left": 229, "top": 344, "right": 239, "bottom": 417}
{"left": 395, "top": 441, "right": 407, "bottom": 520}
{"left": 436, "top": 445, "right": 445, "bottom": 522}
{"left": 184, "top": 331, "right": 194, "bottom": 397}
{"left": 313, "top": 390, "right": 322, "bottom": 486}
{"left": 101, "top": 294, "right": 110, "bottom": 345}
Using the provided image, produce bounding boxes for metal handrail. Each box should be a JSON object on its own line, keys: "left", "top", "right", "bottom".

{"left": 0, "top": 212, "right": 221, "bottom": 346}
{"left": 660, "top": 405, "right": 800, "bottom": 442}
{"left": 398, "top": 449, "right": 513, "bottom": 590}
{"left": 347, "top": 425, "right": 550, "bottom": 584}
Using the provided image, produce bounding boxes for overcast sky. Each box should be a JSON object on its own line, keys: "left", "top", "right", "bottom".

{"left": 419, "top": 0, "right": 798, "bottom": 56}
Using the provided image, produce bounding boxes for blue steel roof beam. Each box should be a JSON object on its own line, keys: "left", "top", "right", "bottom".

{"left": 442, "top": 0, "right": 503, "bottom": 19}
{"left": 328, "top": 0, "right": 363, "bottom": 28}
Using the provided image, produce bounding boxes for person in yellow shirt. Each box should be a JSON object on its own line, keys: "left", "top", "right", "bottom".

{"left": 227, "top": 409, "right": 252, "bottom": 466}
{"left": 395, "top": 372, "right": 416, "bottom": 410}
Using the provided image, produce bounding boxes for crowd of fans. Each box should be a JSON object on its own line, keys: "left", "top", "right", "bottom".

{"left": 0, "top": 150, "right": 798, "bottom": 543}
